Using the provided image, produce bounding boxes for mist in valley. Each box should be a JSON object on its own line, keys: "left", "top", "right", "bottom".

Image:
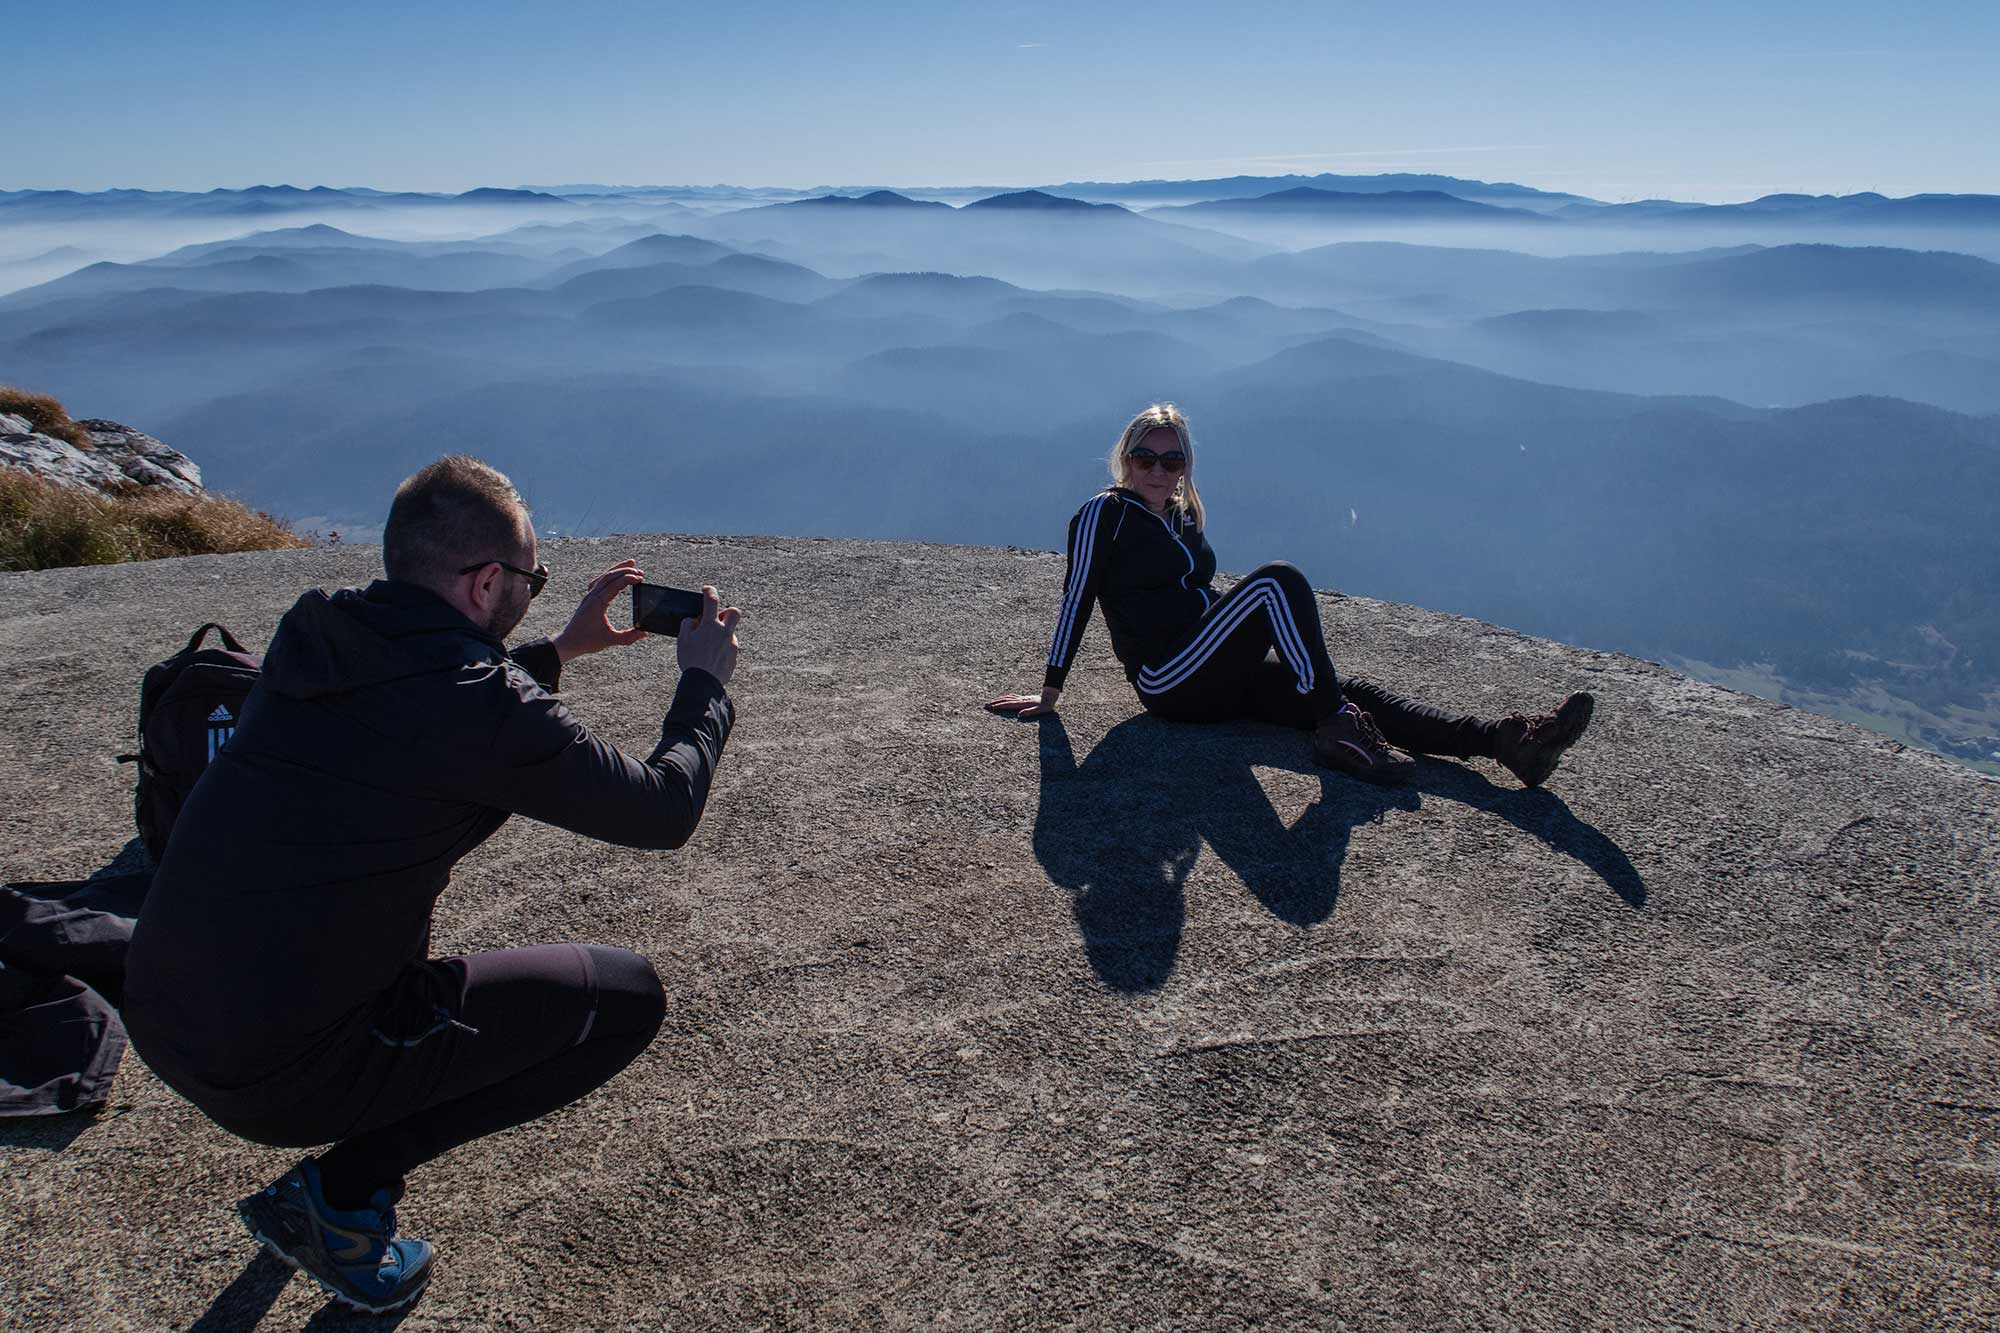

{"left": 3, "top": 175, "right": 1998, "bottom": 768}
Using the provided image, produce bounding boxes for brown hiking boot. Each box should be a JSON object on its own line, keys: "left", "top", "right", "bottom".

{"left": 1314, "top": 703, "right": 1416, "bottom": 785}
{"left": 1492, "top": 691, "right": 1595, "bottom": 788}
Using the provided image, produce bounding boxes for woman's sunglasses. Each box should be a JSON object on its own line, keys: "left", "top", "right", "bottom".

{"left": 1126, "top": 447, "right": 1187, "bottom": 475}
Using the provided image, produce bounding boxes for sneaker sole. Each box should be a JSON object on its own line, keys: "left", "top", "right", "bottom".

{"left": 238, "top": 1200, "right": 433, "bottom": 1316}
{"left": 1567, "top": 693, "right": 1596, "bottom": 741}
{"left": 1533, "top": 693, "right": 1597, "bottom": 784}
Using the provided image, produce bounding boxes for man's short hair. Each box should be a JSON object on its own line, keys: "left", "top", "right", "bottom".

{"left": 383, "top": 456, "right": 530, "bottom": 588}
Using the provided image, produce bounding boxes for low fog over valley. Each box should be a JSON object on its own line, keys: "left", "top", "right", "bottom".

{"left": 4, "top": 174, "right": 1997, "bottom": 770}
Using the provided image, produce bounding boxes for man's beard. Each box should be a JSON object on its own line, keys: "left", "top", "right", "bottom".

{"left": 485, "top": 582, "right": 532, "bottom": 641}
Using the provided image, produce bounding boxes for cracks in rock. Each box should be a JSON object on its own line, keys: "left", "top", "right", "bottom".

{"left": 1166, "top": 1024, "right": 1495, "bottom": 1059}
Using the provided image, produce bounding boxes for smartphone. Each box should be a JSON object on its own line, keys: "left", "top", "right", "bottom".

{"left": 631, "top": 581, "right": 705, "bottom": 636}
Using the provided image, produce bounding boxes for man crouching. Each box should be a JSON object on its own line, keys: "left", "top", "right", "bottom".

{"left": 123, "top": 455, "right": 740, "bottom": 1314}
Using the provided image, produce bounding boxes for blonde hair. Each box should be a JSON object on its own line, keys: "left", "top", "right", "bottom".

{"left": 1107, "top": 403, "right": 1205, "bottom": 529}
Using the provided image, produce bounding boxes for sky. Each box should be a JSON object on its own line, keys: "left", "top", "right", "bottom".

{"left": 8, "top": 0, "right": 1999, "bottom": 202}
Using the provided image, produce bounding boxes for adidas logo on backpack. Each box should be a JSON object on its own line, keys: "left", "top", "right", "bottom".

{"left": 207, "top": 704, "right": 237, "bottom": 760}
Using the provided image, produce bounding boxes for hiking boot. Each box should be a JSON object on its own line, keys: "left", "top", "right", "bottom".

{"left": 1314, "top": 703, "right": 1416, "bottom": 785}
{"left": 237, "top": 1159, "right": 434, "bottom": 1314}
{"left": 1492, "top": 691, "right": 1596, "bottom": 788}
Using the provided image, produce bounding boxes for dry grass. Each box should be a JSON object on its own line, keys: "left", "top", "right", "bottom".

{"left": 0, "top": 469, "right": 309, "bottom": 571}
{"left": 0, "top": 385, "right": 96, "bottom": 450}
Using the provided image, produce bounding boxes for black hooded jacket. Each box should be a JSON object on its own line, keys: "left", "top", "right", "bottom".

{"left": 122, "top": 580, "right": 732, "bottom": 1109}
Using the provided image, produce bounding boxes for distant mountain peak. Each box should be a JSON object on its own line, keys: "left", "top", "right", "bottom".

{"left": 963, "top": 190, "right": 1117, "bottom": 212}
{"left": 455, "top": 187, "right": 566, "bottom": 204}
{"left": 792, "top": 191, "right": 948, "bottom": 210}
{"left": 1163, "top": 187, "right": 1550, "bottom": 222}
{"left": 849, "top": 270, "right": 1021, "bottom": 291}
{"left": 617, "top": 232, "right": 724, "bottom": 250}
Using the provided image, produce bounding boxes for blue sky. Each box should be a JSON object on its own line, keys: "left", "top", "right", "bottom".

{"left": 10, "top": 0, "right": 1998, "bottom": 201}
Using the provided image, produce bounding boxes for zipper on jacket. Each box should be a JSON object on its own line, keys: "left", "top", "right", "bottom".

{"left": 1118, "top": 495, "right": 1202, "bottom": 599}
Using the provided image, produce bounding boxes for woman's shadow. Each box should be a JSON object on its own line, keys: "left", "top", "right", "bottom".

{"left": 1032, "top": 713, "right": 1645, "bottom": 994}
{"left": 1032, "top": 713, "right": 1414, "bottom": 992}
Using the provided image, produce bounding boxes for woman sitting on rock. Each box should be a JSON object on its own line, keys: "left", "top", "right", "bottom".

{"left": 987, "top": 403, "right": 1593, "bottom": 785}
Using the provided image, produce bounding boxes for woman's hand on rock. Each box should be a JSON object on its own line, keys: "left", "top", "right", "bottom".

{"left": 986, "top": 687, "right": 1060, "bottom": 718}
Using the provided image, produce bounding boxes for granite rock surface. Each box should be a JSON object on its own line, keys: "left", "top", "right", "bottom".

{"left": 0, "top": 414, "right": 202, "bottom": 496}
{"left": 1, "top": 535, "right": 1994, "bottom": 1332}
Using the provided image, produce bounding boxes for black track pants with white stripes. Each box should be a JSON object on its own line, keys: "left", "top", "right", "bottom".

{"left": 1134, "top": 562, "right": 1499, "bottom": 758}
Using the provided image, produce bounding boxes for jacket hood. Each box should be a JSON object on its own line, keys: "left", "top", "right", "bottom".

{"left": 261, "top": 580, "right": 507, "bottom": 700}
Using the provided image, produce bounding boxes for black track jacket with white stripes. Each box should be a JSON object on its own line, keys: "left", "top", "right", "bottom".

{"left": 1044, "top": 487, "right": 1217, "bottom": 691}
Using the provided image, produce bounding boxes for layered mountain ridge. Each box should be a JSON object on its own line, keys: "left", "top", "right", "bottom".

{"left": 3, "top": 171, "right": 1996, "bottom": 774}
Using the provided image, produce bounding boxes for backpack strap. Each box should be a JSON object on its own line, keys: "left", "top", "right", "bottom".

{"left": 182, "top": 623, "right": 246, "bottom": 655}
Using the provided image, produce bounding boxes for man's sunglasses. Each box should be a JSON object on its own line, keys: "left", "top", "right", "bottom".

{"left": 459, "top": 559, "right": 550, "bottom": 599}
{"left": 1126, "top": 447, "right": 1187, "bottom": 475}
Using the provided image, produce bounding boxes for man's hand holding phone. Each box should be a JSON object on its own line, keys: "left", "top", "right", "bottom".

{"left": 553, "top": 560, "right": 650, "bottom": 663}
{"left": 553, "top": 566, "right": 741, "bottom": 689}
{"left": 676, "top": 586, "right": 742, "bottom": 686}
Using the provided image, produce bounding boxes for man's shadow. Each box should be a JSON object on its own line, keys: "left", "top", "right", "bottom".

{"left": 187, "top": 1250, "right": 424, "bottom": 1331}
{"left": 1033, "top": 714, "right": 1645, "bottom": 993}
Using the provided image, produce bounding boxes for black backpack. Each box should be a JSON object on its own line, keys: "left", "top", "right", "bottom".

{"left": 121, "top": 623, "right": 262, "bottom": 862}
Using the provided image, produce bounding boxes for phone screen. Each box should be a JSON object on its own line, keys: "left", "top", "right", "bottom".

{"left": 631, "top": 582, "right": 704, "bottom": 636}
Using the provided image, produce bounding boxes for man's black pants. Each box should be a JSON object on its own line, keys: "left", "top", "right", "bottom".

{"left": 1135, "top": 562, "right": 1498, "bottom": 758}
{"left": 221, "top": 943, "right": 664, "bottom": 1210}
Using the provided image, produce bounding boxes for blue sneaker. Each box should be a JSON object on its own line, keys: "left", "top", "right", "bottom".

{"left": 236, "top": 1159, "right": 435, "bottom": 1314}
